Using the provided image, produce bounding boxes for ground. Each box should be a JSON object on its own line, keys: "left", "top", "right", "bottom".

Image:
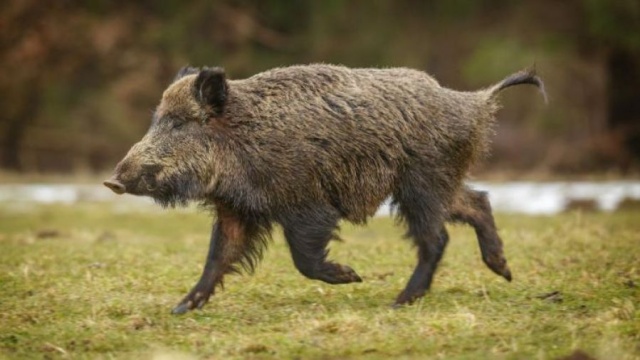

{"left": 0, "top": 204, "right": 638, "bottom": 359}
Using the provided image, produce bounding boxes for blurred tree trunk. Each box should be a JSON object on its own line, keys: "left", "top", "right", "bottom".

{"left": 1, "top": 90, "right": 39, "bottom": 171}
{"left": 607, "top": 49, "right": 640, "bottom": 172}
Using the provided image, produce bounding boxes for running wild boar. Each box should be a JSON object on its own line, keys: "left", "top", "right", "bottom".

{"left": 104, "top": 64, "right": 546, "bottom": 314}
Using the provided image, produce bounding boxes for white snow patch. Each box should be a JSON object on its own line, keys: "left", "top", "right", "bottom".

{"left": 1, "top": 182, "right": 640, "bottom": 215}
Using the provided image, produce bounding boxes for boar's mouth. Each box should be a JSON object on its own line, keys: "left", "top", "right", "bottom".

{"left": 104, "top": 164, "right": 205, "bottom": 208}
{"left": 103, "top": 175, "right": 200, "bottom": 208}
{"left": 150, "top": 176, "right": 205, "bottom": 208}
{"left": 103, "top": 164, "right": 161, "bottom": 197}
{"left": 103, "top": 175, "right": 152, "bottom": 196}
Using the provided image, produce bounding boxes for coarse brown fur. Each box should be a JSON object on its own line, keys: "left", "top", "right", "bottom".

{"left": 104, "top": 64, "right": 545, "bottom": 313}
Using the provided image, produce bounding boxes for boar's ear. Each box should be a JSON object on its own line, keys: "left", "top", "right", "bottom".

{"left": 193, "top": 67, "right": 227, "bottom": 116}
{"left": 173, "top": 66, "right": 200, "bottom": 82}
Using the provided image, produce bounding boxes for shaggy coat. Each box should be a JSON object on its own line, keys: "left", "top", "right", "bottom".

{"left": 104, "top": 64, "right": 545, "bottom": 313}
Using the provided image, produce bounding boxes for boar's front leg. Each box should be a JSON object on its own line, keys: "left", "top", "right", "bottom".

{"left": 279, "top": 207, "right": 363, "bottom": 284}
{"left": 172, "top": 205, "right": 262, "bottom": 314}
{"left": 172, "top": 221, "right": 224, "bottom": 314}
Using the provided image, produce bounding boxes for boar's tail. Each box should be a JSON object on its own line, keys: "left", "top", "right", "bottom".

{"left": 487, "top": 67, "right": 548, "bottom": 104}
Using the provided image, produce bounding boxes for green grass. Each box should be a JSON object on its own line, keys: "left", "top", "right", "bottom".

{"left": 0, "top": 204, "right": 638, "bottom": 359}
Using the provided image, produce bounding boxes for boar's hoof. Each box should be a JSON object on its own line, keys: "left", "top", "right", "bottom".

{"left": 171, "top": 302, "right": 192, "bottom": 315}
{"left": 392, "top": 289, "right": 426, "bottom": 308}
{"left": 172, "top": 297, "right": 209, "bottom": 315}
{"left": 482, "top": 255, "right": 513, "bottom": 282}
{"left": 317, "top": 263, "right": 363, "bottom": 284}
{"left": 501, "top": 268, "right": 513, "bottom": 282}
{"left": 172, "top": 287, "right": 214, "bottom": 315}
{"left": 103, "top": 179, "right": 126, "bottom": 194}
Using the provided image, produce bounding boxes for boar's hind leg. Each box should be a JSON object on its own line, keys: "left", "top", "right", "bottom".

{"left": 393, "top": 185, "right": 451, "bottom": 307}
{"left": 172, "top": 206, "right": 267, "bottom": 314}
{"left": 279, "top": 207, "right": 362, "bottom": 284}
{"left": 449, "top": 188, "right": 512, "bottom": 281}
{"left": 394, "top": 227, "right": 450, "bottom": 307}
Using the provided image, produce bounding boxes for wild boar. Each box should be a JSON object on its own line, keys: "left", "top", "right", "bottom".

{"left": 104, "top": 64, "right": 545, "bottom": 314}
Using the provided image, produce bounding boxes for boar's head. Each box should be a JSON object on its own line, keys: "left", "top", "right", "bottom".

{"left": 104, "top": 66, "right": 228, "bottom": 207}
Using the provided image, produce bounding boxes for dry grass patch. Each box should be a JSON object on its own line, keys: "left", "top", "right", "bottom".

{"left": 0, "top": 204, "right": 638, "bottom": 359}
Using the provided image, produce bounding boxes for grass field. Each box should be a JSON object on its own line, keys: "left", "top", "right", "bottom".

{"left": 0, "top": 204, "right": 638, "bottom": 359}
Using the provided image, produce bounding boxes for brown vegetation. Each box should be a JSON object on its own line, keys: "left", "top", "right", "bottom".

{"left": 0, "top": 0, "right": 639, "bottom": 175}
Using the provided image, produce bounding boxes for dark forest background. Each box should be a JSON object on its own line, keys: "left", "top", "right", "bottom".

{"left": 1, "top": 0, "right": 639, "bottom": 177}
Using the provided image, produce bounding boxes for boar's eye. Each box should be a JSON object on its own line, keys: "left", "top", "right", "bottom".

{"left": 172, "top": 121, "right": 185, "bottom": 130}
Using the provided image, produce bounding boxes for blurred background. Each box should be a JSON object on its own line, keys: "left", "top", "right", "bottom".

{"left": 1, "top": 0, "right": 639, "bottom": 178}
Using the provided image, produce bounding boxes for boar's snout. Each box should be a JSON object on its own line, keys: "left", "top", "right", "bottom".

{"left": 103, "top": 178, "right": 126, "bottom": 194}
